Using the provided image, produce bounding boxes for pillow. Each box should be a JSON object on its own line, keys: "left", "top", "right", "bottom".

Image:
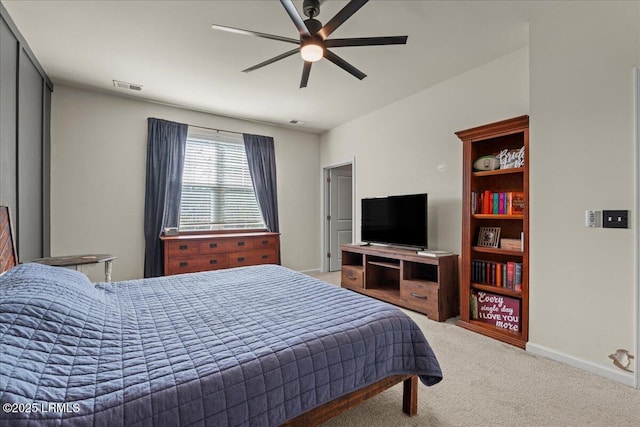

{"left": 0, "top": 262, "right": 102, "bottom": 302}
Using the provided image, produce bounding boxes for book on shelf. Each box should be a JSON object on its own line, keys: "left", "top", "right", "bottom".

{"left": 514, "top": 263, "right": 523, "bottom": 292}
{"left": 416, "top": 250, "right": 453, "bottom": 257}
{"left": 472, "top": 259, "right": 522, "bottom": 291}
{"left": 510, "top": 192, "right": 525, "bottom": 215}
{"left": 471, "top": 191, "right": 525, "bottom": 215}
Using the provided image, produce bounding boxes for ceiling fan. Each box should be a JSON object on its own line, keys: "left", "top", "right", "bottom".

{"left": 211, "top": 0, "right": 408, "bottom": 88}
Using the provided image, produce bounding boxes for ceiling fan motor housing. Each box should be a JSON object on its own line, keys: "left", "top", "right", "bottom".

{"left": 303, "top": 0, "right": 320, "bottom": 18}
{"left": 303, "top": 18, "right": 323, "bottom": 35}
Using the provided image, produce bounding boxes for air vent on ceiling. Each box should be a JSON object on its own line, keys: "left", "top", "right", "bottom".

{"left": 288, "top": 119, "right": 307, "bottom": 125}
{"left": 113, "top": 80, "right": 143, "bottom": 91}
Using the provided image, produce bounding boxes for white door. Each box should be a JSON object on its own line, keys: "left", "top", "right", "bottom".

{"left": 329, "top": 165, "right": 353, "bottom": 271}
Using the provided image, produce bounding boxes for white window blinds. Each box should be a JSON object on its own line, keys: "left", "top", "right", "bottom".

{"left": 179, "top": 127, "right": 265, "bottom": 231}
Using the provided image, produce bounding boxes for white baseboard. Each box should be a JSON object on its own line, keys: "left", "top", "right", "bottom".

{"left": 527, "top": 342, "right": 635, "bottom": 387}
{"left": 298, "top": 268, "right": 321, "bottom": 274}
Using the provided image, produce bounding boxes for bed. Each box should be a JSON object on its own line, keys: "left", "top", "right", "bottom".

{"left": 0, "top": 207, "right": 442, "bottom": 426}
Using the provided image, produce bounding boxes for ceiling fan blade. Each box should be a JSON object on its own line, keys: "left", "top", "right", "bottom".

{"left": 211, "top": 24, "right": 299, "bottom": 45}
{"left": 325, "top": 36, "right": 408, "bottom": 48}
{"left": 242, "top": 48, "right": 300, "bottom": 73}
{"left": 300, "top": 62, "right": 312, "bottom": 88}
{"left": 318, "top": 0, "right": 368, "bottom": 40}
{"left": 280, "top": 0, "right": 310, "bottom": 37}
{"left": 323, "top": 49, "right": 366, "bottom": 80}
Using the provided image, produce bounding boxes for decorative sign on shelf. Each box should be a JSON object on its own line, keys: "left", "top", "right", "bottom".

{"left": 477, "top": 227, "right": 501, "bottom": 248}
{"left": 471, "top": 291, "right": 520, "bottom": 332}
{"left": 497, "top": 146, "right": 525, "bottom": 169}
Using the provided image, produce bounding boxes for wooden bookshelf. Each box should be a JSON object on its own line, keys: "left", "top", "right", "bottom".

{"left": 455, "top": 115, "right": 529, "bottom": 349}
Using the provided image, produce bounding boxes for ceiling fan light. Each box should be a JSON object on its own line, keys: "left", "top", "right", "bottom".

{"left": 300, "top": 43, "right": 323, "bottom": 62}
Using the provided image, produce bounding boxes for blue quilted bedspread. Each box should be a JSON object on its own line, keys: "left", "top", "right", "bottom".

{"left": 0, "top": 263, "right": 442, "bottom": 426}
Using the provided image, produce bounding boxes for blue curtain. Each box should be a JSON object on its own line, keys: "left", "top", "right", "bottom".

{"left": 243, "top": 134, "right": 279, "bottom": 233}
{"left": 144, "top": 118, "right": 188, "bottom": 277}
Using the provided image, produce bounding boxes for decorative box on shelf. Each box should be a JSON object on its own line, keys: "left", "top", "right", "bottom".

{"left": 500, "top": 238, "right": 523, "bottom": 251}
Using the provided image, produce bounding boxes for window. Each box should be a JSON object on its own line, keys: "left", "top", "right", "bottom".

{"left": 178, "top": 127, "right": 265, "bottom": 231}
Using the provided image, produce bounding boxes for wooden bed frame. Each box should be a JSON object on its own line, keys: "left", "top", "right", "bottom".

{"left": 0, "top": 206, "right": 419, "bottom": 426}
{"left": 0, "top": 206, "right": 18, "bottom": 274}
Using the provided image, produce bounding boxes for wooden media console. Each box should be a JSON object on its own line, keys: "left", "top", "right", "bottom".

{"left": 340, "top": 244, "right": 459, "bottom": 321}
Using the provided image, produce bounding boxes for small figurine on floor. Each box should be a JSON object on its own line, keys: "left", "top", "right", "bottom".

{"left": 608, "top": 349, "right": 634, "bottom": 372}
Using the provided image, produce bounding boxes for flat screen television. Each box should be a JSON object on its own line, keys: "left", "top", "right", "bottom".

{"left": 361, "top": 193, "right": 428, "bottom": 250}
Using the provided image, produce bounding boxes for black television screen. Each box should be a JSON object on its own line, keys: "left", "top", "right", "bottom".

{"left": 361, "top": 193, "right": 428, "bottom": 249}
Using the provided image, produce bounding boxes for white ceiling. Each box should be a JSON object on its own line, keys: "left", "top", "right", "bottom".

{"left": 3, "top": 0, "right": 565, "bottom": 133}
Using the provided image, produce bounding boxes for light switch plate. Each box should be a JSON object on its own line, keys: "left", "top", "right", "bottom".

{"left": 602, "top": 210, "right": 628, "bottom": 229}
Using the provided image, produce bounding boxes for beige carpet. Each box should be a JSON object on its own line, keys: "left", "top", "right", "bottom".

{"left": 308, "top": 271, "right": 640, "bottom": 426}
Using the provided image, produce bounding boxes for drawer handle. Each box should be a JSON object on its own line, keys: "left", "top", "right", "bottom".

{"left": 347, "top": 274, "right": 356, "bottom": 280}
{"left": 179, "top": 261, "right": 188, "bottom": 267}
{"left": 411, "top": 292, "right": 427, "bottom": 300}
{"left": 261, "top": 255, "right": 269, "bottom": 259}
{"left": 209, "top": 243, "right": 217, "bottom": 249}
{"left": 209, "top": 259, "right": 217, "bottom": 265}
{"left": 261, "top": 240, "right": 269, "bottom": 245}
{"left": 237, "top": 241, "right": 245, "bottom": 247}
{"left": 179, "top": 245, "right": 188, "bottom": 250}
{"left": 237, "top": 257, "right": 245, "bottom": 262}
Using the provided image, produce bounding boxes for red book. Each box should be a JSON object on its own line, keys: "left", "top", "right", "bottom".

{"left": 507, "top": 262, "right": 515, "bottom": 289}
{"left": 483, "top": 190, "right": 492, "bottom": 214}
{"left": 511, "top": 192, "right": 525, "bottom": 215}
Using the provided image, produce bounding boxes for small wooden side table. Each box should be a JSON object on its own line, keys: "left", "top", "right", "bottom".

{"left": 31, "top": 254, "right": 117, "bottom": 282}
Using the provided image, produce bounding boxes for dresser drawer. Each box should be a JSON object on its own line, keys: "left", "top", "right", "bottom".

{"left": 228, "top": 250, "right": 277, "bottom": 268}
{"left": 198, "top": 239, "right": 237, "bottom": 254}
{"left": 401, "top": 281, "right": 439, "bottom": 317}
{"left": 167, "top": 255, "right": 229, "bottom": 274}
{"left": 228, "top": 237, "right": 255, "bottom": 251}
{"left": 166, "top": 241, "right": 199, "bottom": 257}
{"left": 166, "top": 257, "right": 203, "bottom": 274}
{"left": 253, "top": 235, "right": 279, "bottom": 250}
{"left": 197, "top": 254, "right": 229, "bottom": 270}
{"left": 341, "top": 266, "right": 364, "bottom": 289}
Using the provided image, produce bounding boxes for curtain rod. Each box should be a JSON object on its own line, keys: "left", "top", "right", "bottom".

{"left": 189, "top": 124, "right": 245, "bottom": 136}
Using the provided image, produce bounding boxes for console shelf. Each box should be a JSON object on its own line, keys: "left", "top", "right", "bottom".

{"left": 340, "top": 244, "right": 459, "bottom": 322}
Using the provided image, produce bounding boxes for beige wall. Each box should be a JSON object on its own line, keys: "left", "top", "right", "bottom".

{"left": 51, "top": 85, "right": 320, "bottom": 281}
{"left": 320, "top": 0, "right": 639, "bottom": 385}
{"left": 529, "top": 1, "right": 639, "bottom": 382}
{"left": 320, "top": 48, "right": 529, "bottom": 256}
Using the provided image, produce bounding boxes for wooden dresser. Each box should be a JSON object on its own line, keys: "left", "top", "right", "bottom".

{"left": 160, "top": 232, "right": 280, "bottom": 276}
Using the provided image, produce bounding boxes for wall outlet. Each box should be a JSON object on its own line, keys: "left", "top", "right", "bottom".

{"left": 602, "top": 210, "right": 629, "bottom": 229}
{"left": 585, "top": 210, "right": 600, "bottom": 227}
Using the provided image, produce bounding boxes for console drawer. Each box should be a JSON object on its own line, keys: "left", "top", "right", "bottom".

{"left": 341, "top": 266, "right": 364, "bottom": 289}
{"left": 401, "top": 281, "right": 439, "bottom": 317}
